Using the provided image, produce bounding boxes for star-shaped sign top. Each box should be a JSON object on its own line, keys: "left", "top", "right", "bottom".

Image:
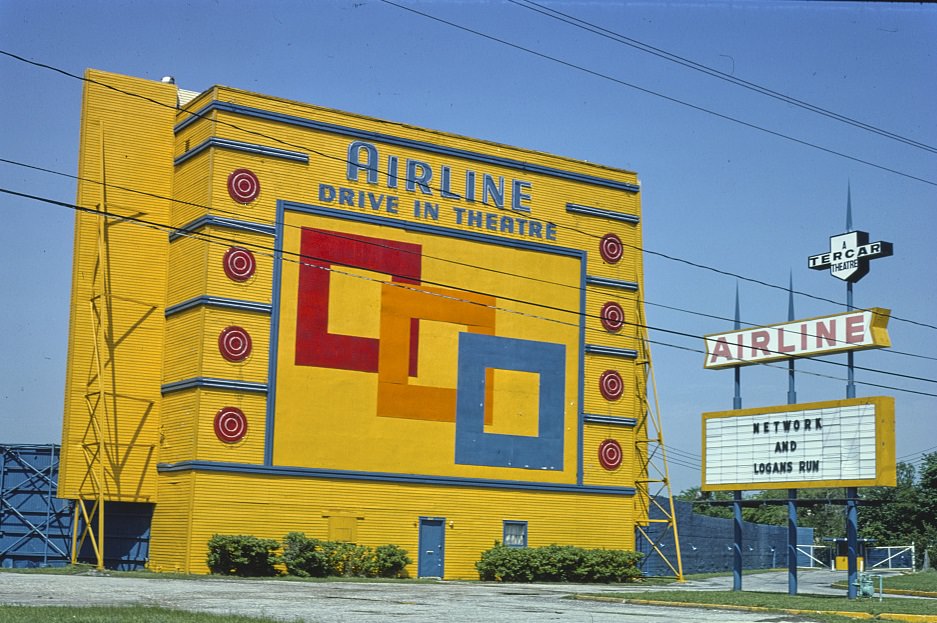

{"left": 807, "top": 230, "right": 893, "bottom": 283}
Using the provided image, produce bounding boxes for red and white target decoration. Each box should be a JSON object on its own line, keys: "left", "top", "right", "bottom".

{"left": 214, "top": 407, "right": 247, "bottom": 443}
{"left": 598, "top": 439, "right": 623, "bottom": 470}
{"left": 223, "top": 247, "right": 256, "bottom": 282}
{"left": 227, "top": 168, "right": 260, "bottom": 204}
{"left": 599, "top": 370, "right": 624, "bottom": 401}
{"left": 218, "top": 326, "right": 252, "bottom": 362}
{"left": 600, "top": 302, "right": 625, "bottom": 332}
{"left": 599, "top": 233, "right": 623, "bottom": 263}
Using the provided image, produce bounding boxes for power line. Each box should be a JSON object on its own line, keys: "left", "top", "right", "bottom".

{"left": 4, "top": 150, "right": 937, "bottom": 349}
{"left": 509, "top": 0, "right": 937, "bottom": 155}
{"left": 375, "top": 1, "right": 937, "bottom": 188}
{"left": 3, "top": 184, "right": 935, "bottom": 399}
{"left": 1, "top": 49, "right": 934, "bottom": 332}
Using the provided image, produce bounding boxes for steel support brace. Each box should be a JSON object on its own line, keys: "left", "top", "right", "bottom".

{"left": 733, "top": 490, "right": 742, "bottom": 591}
{"left": 788, "top": 489, "right": 798, "bottom": 595}
{"left": 847, "top": 486, "right": 859, "bottom": 599}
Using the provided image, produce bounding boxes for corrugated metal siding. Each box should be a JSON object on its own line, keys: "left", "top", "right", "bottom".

{"left": 203, "top": 228, "right": 274, "bottom": 303}
{"left": 191, "top": 389, "right": 266, "bottom": 464}
{"left": 583, "top": 356, "right": 642, "bottom": 416}
{"left": 160, "top": 470, "right": 635, "bottom": 578}
{"left": 166, "top": 236, "right": 209, "bottom": 306}
{"left": 198, "top": 307, "right": 269, "bottom": 382}
{"left": 158, "top": 391, "right": 199, "bottom": 465}
{"left": 147, "top": 472, "right": 195, "bottom": 572}
{"left": 60, "top": 69, "right": 176, "bottom": 502}
{"left": 169, "top": 150, "right": 212, "bottom": 228}
{"left": 163, "top": 307, "right": 204, "bottom": 382}
{"left": 582, "top": 425, "right": 636, "bottom": 487}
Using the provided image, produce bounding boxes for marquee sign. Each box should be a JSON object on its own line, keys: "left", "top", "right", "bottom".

{"left": 703, "top": 308, "right": 891, "bottom": 369}
{"left": 808, "top": 230, "right": 893, "bottom": 283}
{"left": 702, "top": 396, "right": 895, "bottom": 491}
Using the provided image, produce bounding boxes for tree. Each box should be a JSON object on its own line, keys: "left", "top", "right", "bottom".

{"left": 859, "top": 454, "right": 937, "bottom": 567}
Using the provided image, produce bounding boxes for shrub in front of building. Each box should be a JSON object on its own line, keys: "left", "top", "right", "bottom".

{"left": 206, "top": 534, "right": 281, "bottom": 577}
{"left": 476, "top": 544, "right": 642, "bottom": 583}
{"left": 208, "top": 533, "right": 411, "bottom": 578}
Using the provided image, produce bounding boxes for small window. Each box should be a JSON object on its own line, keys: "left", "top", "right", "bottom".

{"left": 503, "top": 520, "right": 527, "bottom": 548}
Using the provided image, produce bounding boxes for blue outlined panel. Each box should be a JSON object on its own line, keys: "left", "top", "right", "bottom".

{"left": 455, "top": 333, "right": 565, "bottom": 470}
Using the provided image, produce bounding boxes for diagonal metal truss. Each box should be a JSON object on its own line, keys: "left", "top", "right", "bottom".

{"left": 632, "top": 301, "right": 684, "bottom": 580}
{"left": 0, "top": 445, "right": 72, "bottom": 564}
{"left": 71, "top": 125, "right": 111, "bottom": 571}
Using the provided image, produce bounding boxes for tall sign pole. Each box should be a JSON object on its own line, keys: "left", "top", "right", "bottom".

{"left": 806, "top": 187, "right": 893, "bottom": 599}
{"left": 787, "top": 273, "right": 798, "bottom": 596}
{"left": 732, "top": 285, "right": 742, "bottom": 592}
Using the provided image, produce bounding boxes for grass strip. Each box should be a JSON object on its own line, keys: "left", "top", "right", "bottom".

{"left": 0, "top": 605, "right": 286, "bottom": 623}
{"left": 587, "top": 590, "right": 937, "bottom": 617}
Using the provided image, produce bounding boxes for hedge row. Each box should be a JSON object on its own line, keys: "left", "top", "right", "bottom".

{"left": 206, "top": 533, "right": 411, "bottom": 578}
{"left": 476, "top": 544, "right": 643, "bottom": 583}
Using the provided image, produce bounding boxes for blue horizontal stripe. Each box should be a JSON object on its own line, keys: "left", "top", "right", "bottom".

{"left": 165, "top": 296, "right": 272, "bottom": 317}
{"left": 177, "top": 101, "right": 640, "bottom": 193}
{"left": 161, "top": 378, "right": 268, "bottom": 395}
{"left": 584, "top": 344, "right": 639, "bottom": 359}
{"left": 585, "top": 276, "right": 639, "bottom": 291}
{"left": 174, "top": 137, "right": 309, "bottom": 166}
{"left": 566, "top": 203, "right": 640, "bottom": 224}
{"left": 169, "top": 215, "right": 276, "bottom": 242}
{"left": 583, "top": 414, "right": 638, "bottom": 427}
{"left": 157, "top": 460, "right": 636, "bottom": 496}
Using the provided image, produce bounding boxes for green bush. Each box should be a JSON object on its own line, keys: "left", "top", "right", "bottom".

{"left": 476, "top": 544, "right": 642, "bottom": 583}
{"left": 206, "top": 534, "right": 280, "bottom": 577}
{"left": 278, "top": 533, "right": 410, "bottom": 578}
{"left": 375, "top": 544, "right": 412, "bottom": 578}
{"left": 281, "top": 532, "right": 328, "bottom": 578}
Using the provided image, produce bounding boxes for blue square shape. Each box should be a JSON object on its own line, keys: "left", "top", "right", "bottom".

{"left": 454, "top": 333, "right": 566, "bottom": 470}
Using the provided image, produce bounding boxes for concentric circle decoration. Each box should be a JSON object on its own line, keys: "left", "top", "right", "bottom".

{"left": 598, "top": 439, "right": 623, "bottom": 470}
{"left": 214, "top": 407, "right": 247, "bottom": 443}
{"left": 227, "top": 168, "right": 260, "bottom": 204}
{"left": 599, "top": 370, "right": 624, "bottom": 401}
{"left": 223, "top": 246, "right": 256, "bottom": 282}
{"left": 599, "top": 233, "right": 623, "bottom": 263}
{"left": 218, "top": 326, "right": 252, "bottom": 362}
{"left": 600, "top": 302, "right": 625, "bottom": 332}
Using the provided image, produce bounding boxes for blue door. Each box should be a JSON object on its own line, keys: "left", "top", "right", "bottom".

{"left": 418, "top": 518, "right": 445, "bottom": 578}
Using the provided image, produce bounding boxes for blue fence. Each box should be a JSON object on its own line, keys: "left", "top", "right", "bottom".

{"left": 0, "top": 444, "right": 72, "bottom": 567}
{"left": 638, "top": 499, "right": 814, "bottom": 576}
{"left": 1, "top": 443, "right": 153, "bottom": 570}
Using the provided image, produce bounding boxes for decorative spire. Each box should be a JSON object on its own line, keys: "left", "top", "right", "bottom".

{"left": 787, "top": 270, "right": 795, "bottom": 322}
{"left": 846, "top": 181, "right": 853, "bottom": 232}
{"left": 734, "top": 282, "right": 741, "bottom": 331}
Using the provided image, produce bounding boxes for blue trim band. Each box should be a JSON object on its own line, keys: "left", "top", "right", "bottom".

{"left": 156, "top": 460, "right": 636, "bottom": 496}
{"left": 585, "top": 275, "right": 639, "bottom": 291}
{"left": 281, "top": 201, "right": 584, "bottom": 258}
{"left": 161, "top": 378, "right": 268, "bottom": 395}
{"left": 165, "top": 296, "right": 272, "bottom": 317}
{"left": 174, "top": 137, "right": 309, "bottom": 166}
{"left": 169, "top": 215, "right": 276, "bottom": 242}
{"left": 584, "top": 344, "right": 639, "bottom": 359}
{"left": 583, "top": 414, "right": 638, "bottom": 427}
{"left": 177, "top": 101, "right": 640, "bottom": 193}
{"left": 566, "top": 203, "right": 640, "bottom": 224}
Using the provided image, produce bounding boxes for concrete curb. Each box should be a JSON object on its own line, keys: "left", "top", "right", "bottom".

{"left": 573, "top": 595, "right": 937, "bottom": 623}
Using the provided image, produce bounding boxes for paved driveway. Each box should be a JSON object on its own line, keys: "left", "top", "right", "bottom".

{"left": 0, "top": 569, "right": 873, "bottom": 622}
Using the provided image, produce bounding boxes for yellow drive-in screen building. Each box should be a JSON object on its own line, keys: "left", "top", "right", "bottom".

{"left": 60, "top": 69, "right": 650, "bottom": 577}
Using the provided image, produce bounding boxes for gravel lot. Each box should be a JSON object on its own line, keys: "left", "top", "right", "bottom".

{"left": 0, "top": 569, "right": 864, "bottom": 623}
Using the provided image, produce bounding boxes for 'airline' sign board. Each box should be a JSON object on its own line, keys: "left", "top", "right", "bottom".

{"left": 703, "top": 308, "right": 890, "bottom": 369}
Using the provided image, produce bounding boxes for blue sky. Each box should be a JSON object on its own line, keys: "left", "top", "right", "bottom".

{"left": 1, "top": 0, "right": 934, "bottom": 494}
